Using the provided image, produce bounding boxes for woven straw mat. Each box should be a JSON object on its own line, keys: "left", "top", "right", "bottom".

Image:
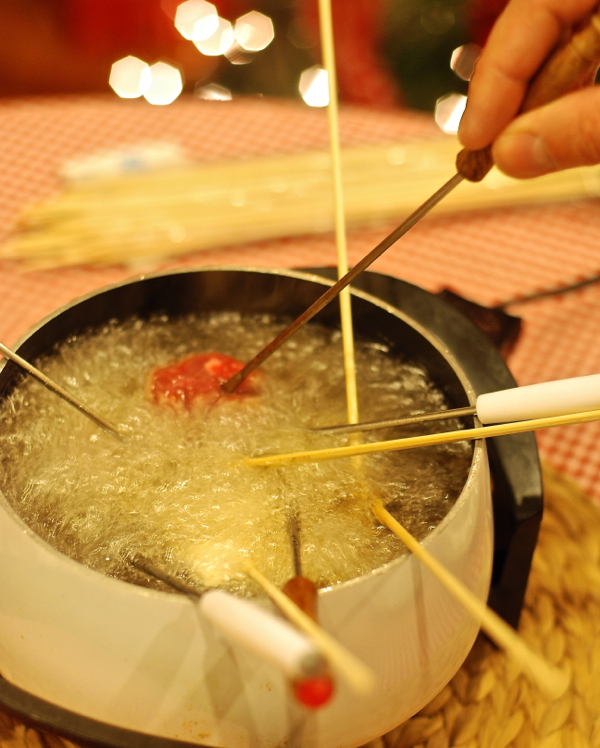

{"left": 0, "top": 463, "right": 598, "bottom": 748}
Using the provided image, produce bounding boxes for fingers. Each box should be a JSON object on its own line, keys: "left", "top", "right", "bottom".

{"left": 491, "top": 86, "right": 600, "bottom": 177}
{"left": 458, "top": 0, "right": 599, "bottom": 150}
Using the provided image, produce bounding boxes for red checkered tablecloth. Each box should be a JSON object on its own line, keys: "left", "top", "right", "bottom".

{"left": 0, "top": 95, "right": 599, "bottom": 501}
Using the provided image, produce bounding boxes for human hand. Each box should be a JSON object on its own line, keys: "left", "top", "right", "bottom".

{"left": 458, "top": 0, "right": 600, "bottom": 178}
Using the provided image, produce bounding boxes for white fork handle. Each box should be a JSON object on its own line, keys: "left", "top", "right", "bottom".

{"left": 476, "top": 374, "right": 600, "bottom": 425}
{"left": 198, "top": 589, "right": 324, "bottom": 681}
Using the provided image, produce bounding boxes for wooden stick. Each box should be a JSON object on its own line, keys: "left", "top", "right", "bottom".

{"left": 6, "top": 138, "right": 598, "bottom": 270}
{"left": 244, "top": 559, "right": 375, "bottom": 695}
{"left": 371, "top": 499, "right": 568, "bottom": 699}
{"left": 318, "top": 0, "right": 360, "bottom": 427}
{"left": 245, "top": 408, "right": 600, "bottom": 467}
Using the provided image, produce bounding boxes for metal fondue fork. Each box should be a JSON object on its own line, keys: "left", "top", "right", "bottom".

{"left": 128, "top": 552, "right": 327, "bottom": 685}
{"left": 312, "top": 374, "right": 600, "bottom": 435}
{"left": 0, "top": 341, "right": 121, "bottom": 436}
{"left": 222, "top": 9, "right": 600, "bottom": 395}
{"left": 283, "top": 513, "right": 319, "bottom": 623}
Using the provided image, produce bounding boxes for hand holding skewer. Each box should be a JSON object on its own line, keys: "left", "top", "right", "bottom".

{"left": 458, "top": 0, "right": 600, "bottom": 180}
{"left": 223, "top": 6, "right": 600, "bottom": 394}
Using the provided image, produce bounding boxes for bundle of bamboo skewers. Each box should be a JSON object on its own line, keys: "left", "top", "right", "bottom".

{"left": 3, "top": 136, "right": 599, "bottom": 270}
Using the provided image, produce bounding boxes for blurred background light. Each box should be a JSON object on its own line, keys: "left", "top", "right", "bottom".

{"left": 450, "top": 43, "right": 481, "bottom": 81}
{"left": 434, "top": 92, "right": 467, "bottom": 133}
{"left": 299, "top": 66, "right": 329, "bottom": 107}
{"left": 1, "top": 0, "right": 500, "bottom": 110}
{"left": 174, "top": 0, "right": 218, "bottom": 41}
{"left": 143, "top": 62, "right": 183, "bottom": 105}
{"left": 109, "top": 56, "right": 152, "bottom": 98}
{"left": 234, "top": 11, "right": 275, "bottom": 52}
{"left": 195, "top": 82, "right": 232, "bottom": 100}
{"left": 420, "top": 3, "right": 456, "bottom": 35}
{"left": 224, "top": 43, "right": 255, "bottom": 65}
{"left": 194, "top": 17, "right": 234, "bottom": 56}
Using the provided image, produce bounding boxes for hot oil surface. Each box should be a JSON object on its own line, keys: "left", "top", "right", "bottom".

{"left": 0, "top": 313, "right": 471, "bottom": 595}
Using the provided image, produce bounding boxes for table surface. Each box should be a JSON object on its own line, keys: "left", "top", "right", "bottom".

{"left": 0, "top": 94, "right": 599, "bottom": 502}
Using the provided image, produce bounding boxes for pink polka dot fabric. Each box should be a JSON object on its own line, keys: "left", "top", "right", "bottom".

{"left": 1, "top": 95, "right": 599, "bottom": 501}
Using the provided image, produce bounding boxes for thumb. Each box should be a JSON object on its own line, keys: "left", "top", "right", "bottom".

{"left": 492, "top": 85, "right": 600, "bottom": 179}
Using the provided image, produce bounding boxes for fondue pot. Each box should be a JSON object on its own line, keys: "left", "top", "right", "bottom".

{"left": 0, "top": 267, "right": 541, "bottom": 748}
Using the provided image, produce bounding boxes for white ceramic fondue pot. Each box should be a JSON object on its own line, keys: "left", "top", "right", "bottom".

{"left": 0, "top": 268, "right": 493, "bottom": 748}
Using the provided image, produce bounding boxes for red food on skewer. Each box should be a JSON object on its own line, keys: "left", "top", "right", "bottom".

{"left": 147, "top": 352, "right": 262, "bottom": 410}
{"left": 293, "top": 674, "right": 335, "bottom": 709}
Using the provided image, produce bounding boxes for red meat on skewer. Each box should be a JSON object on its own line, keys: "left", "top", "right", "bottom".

{"left": 147, "top": 352, "right": 262, "bottom": 410}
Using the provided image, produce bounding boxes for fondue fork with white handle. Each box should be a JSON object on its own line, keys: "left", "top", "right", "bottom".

{"left": 129, "top": 553, "right": 327, "bottom": 687}
{"left": 312, "top": 374, "right": 600, "bottom": 435}
{"left": 246, "top": 375, "right": 600, "bottom": 467}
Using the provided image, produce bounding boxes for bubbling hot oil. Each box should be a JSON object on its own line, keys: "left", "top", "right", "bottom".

{"left": 0, "top": 312, "right": 471, "bottom": 596}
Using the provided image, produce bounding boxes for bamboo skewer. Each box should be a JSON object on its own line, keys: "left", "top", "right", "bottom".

{"left": 370, "top": 500, "right": 569, "bottom": 699}
{"left": 244, "top": 558, "right": 375, "bottom": 695}
{"left": 14, "top": 140, "right": 600, "bottom": 220}
{"left": 5, "top": 138, "right": 599, "bottom": 269}
{"left": 241, "top": 53, "right": 371, "bottom": 671}
{"left": 245, "top": 408, "right": 600, "bottom": 467}
{"left": 319, "top": 0, "right": 360, "bottom": 428}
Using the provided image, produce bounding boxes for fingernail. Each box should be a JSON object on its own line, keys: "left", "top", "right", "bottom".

{"left": 494, "top": 132, "right": 558, "bottom": 177}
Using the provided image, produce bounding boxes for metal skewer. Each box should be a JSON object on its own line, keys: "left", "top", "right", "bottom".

{"left": 129, "top": 553, "right": 328, "bottom": 684}
{"left": 246, "top": 407, "right": 600, "bottom": 468}
{"left": 130, "top": 552, "right": 205, "bottom": 596}
{"left": 283, "top": 512, "right": 319, "bottom": 624}
{"left": 0, "top": 341, "right": 121, "bottom": 437}
{"left": 221, "top": 173, "right": 464, "bottom": 395}
{"left": 288, "top": 513, "right": 304, "bottom": 577}
{"left": 313, "top": 405, "right": 477, "bottom": 435}
{"left": 314, "top": 373, "right": 600, "bottom": 436}
{"left": 222, "top": 10, "right": 600, "bottom": 395}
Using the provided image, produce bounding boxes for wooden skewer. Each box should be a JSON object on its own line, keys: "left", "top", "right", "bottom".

{"left": 5, "top": 143, "right": 599, "bottom": 270}
{"left": 318, "top": 0, "right": 360, "bottom": 428}
{"left": 245, "top": 408, "right": 600, "bottom": 467}
{"left": 244, "top": 558, "right": 375, "bottom": 695}
{"left": 371, "top": 499, "right": 569, "bottom": 699}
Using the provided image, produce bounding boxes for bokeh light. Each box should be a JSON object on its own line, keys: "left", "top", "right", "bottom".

{"left": 143, "top": 62, "right": 184, "bottom": 105}
{"left": 109, "top": 56, "right": 151, "bottom": 98}
{"left": 195, "top": 83, "right": 233, "bottom": 100}
{"left": 420, "top": 5, "right": 455, "bottom": 35}
{"left": 299, "top": 66, "right": 329, "bottom": 107}
{"left": 450, "top": 44, "right": 481, "bottom": 82}
{"left": 234, "top": 11, "right": 275, "bottom": 52}
{"left": 194, "top": 17, "right": 234, "bottom": 56}
{"left": 224, "top": 43, "right": 254, "bottom": 65}
{"left": 174, "top": 0, "right": 219, "bottom": 41}
{"left": 434, "top": 93, "right": 467, "bottom": 134}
